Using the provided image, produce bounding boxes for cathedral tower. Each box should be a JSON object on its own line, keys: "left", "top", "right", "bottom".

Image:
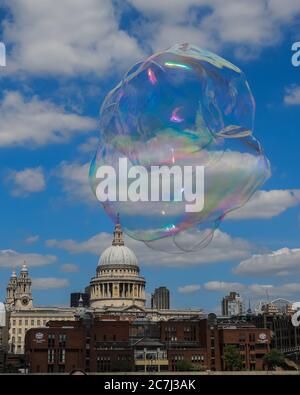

{"left": 5, "top": 270, "right": 17, "bottom": 307}
{"left": 14, "top": 263, "right": 33, "bottom": 309}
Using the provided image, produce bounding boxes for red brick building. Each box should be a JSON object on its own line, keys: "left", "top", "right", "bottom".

{"left": 25, "top": 318, "right": 133, "bottom": 373}
{"left": 160, "top": 318, "right": 222, "bottom": 371}
{"left": 218, "top": 325, "right": 271, "bottom": 371}
{"left": 25, "top": 317, "right": 271, "bottom": 373}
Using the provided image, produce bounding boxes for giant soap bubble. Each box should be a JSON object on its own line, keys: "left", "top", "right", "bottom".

{"left": 89, "top": 43, "right": 270, "bottom": 253}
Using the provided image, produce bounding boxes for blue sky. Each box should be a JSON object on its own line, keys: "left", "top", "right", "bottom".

{"left": 0, "top": 0, "right": 300, "bottom": 313}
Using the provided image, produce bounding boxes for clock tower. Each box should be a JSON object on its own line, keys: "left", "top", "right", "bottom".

{"left": 5, "top": 270, "right": 17, "bottom": 308}
{"left": 14, "top": 263, "right": 33, "bottom": 309}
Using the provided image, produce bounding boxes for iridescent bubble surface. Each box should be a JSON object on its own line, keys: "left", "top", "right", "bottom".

{"left": 89, "top": 43, "right": 270, "bottom": 253}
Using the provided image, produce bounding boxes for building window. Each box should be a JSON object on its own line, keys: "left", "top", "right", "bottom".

{"left": 59, "top": 349, "right": 65, "bottom": 363}
{"left": 25, "top": 320, "right": 28, "bottom": 325}
{"left": 18, "top": 328, "right": 22, "bottom": 334}
{"left": 13, "top": 320, "right": 16, "bottom": 325}
{"left": 59, "top": 334, "right": 66, "bottom": 347}
{"left": 48, "top": 334, "right": 55, "bottom": 348}
{"left": 37, "top": 320, "right": 41, "bottom": 326}
{"left": 249, "top": 333, "right": 256, "bottom": 342}
{"left": 19, "top": 320, "right": 22, "bottom": 325}
{"left": 239, "top": 334, "right": 246, "bottom": 342}
{"left": 48, "top": 349, "right": 54, "bottom": 363}
{"left": 31, "top": 320, "right": 34, "bottom": 325}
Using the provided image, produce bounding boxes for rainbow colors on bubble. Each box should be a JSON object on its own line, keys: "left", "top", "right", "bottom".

{"left": 89, "top": 43, "right": 270, "bottom": 253}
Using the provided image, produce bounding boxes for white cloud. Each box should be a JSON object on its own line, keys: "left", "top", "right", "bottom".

{"left": 268, "top": 0, "right": 300, "bottom": 21}
{"left": 46, "top": 229, "right": 254, "bottom": 267}
{"left": 204, "top": 281, "right": 246, "bottom": 292}
{"left": 77, "top": 137, "right": 99, "bottom": 154}
{"left": 7, "top": 166, "right": 46, "bottom": 196}
{"left": 202, "top": 280, "right": 300, "bottom": 299}
{"left": 2, "top": 0, "right": 298, "bottom": 80}
{"left": 87, "top": 149, "right": 271, "bottom": 219}
{"left": 0, "top": 249, "right": 56, "bottom": 268}
{"left": 128, "top": 0, "right": 300, "bottom": 58}
{"left": 3, "top": 0, "right": 143, "bottom": 76}
{"left": 46, "top": 232, "right": 112, "bottom": 255}
{"left": 61, "top": 162, "right": 299, "bottom": 224}
{"left": 228, "top": 189, "right": 300, "bottom": 219}
{"left": 177, "top": 284, "right": 201, "bottom": 294}
{"left": 0, "top": 91, "right": 96, "bottom": 148}
{"left": 248, "top": 283, "right": 300, "bottom": 297}
{"left": 60, "top": 263, "right": 79, "bottom": 273}
{"left": 32, "top": 277, "right": 70, "bottom": 290}
{"left": 234, "top": 247, "right": 300, "bottom": 277}
{"left": 55, "top": 161, "right": 95, "bottom": 203}
{"left": 126, "top": 0, "right": 201, "bottom": 20}
{"left": 284, "top": 85, "right": 300, "bottom": 105}
{"left": 25, "top": 235, "right": 40, "bottom": 244}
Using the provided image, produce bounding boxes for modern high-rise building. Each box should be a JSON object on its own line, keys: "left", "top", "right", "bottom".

{"left": 151, "top": 287, "right": 170, "bottom": 310}
{"left": 221, "top": 292, "right": 243, "bottom": 317}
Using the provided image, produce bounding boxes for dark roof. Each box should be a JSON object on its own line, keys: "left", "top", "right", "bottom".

{"left": 134, "top": 337, "right": 164, "bottom": 347}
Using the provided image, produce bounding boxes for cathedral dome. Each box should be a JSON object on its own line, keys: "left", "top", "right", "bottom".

{"left": 90, "top": 214, "right": 146, "bottom": 310}
{"left": 98, "top": 214, "right": 138, "bottom": 267}
{"left": 98, "top": 245, "right": 138, "bottom": 267}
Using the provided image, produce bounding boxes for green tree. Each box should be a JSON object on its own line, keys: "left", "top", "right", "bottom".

{"left": 223, "top": 345, "right": 243, "bottom": 371}
{"left": 263, "top": 349, "right": 284, "bottom": 370}
{"left": 176, "top": 360, "right": 193, "bottom": 371}
{"left": 191, "top": 364, "right": 207, "bottom": 372}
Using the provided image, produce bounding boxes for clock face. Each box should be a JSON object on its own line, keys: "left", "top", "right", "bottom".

{"left": 259, "top": 333, "right": 267, "bottom": 340}
{"left": 21, "top": 298, "right": 29, "bottom": 306}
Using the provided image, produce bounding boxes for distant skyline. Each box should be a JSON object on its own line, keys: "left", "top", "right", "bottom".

{"left": 0, "top": 1, "right": 300, "bottom": 313}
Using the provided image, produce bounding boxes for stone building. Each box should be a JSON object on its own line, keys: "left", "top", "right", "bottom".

{"left": 5, "top": 265, "right": 75, "bottom": 355}
{"left": 4, "top": 217, "right": 202, "bottom": 356}
{"left": 89, "top": 217, "right": 146, "bottom": 309}
{"left": 0, "top": 302, "right": 8, "bottom": 372}
{"left": 89, "top": 218, "right": 202, "bottom": 321}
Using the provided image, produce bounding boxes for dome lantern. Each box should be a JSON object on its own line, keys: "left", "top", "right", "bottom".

{"left": 112, "top": 213, "right": 124, "bottom": 246}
